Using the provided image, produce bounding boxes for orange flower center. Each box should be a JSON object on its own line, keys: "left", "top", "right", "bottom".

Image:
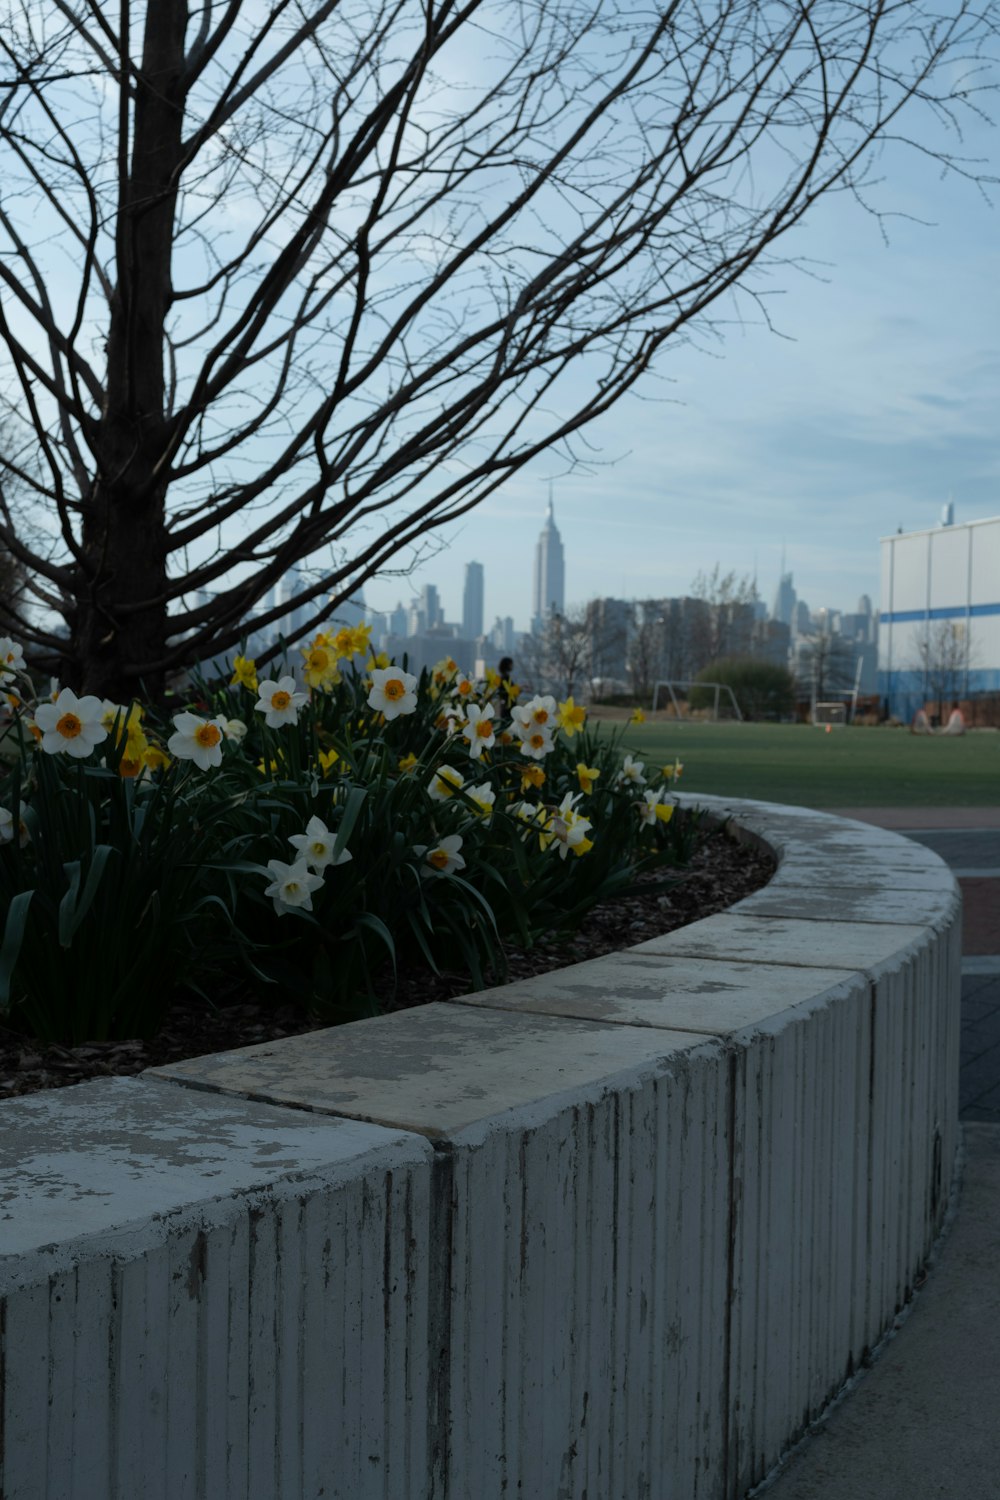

{"left": 383, "top": 678, "right": 405, "bottom": 701}
{"left": 56, "top": 712, "right": 83, "bottom": 739}
{"left": 475, "top": 720, "right": 493, "bottom": 738}
{"left": 533, "top": 709, "right": 549, "bottom": 725}
{"left": 271, "top": 690, "right": 292, "bottom": 711}
{"left": 119, "top": 756, "right": 143, "bottom": 778}
{"left": 195, "top": 723, "right": 222, "bottom": 748}
{"left": 530, "top": 733, "right": 545, "bottom": 748}
{"left": 308, "top": 650, "right": 328, "bottom": 670}
{"left": 428, "top": 848, "right": 449, "bottom": 870}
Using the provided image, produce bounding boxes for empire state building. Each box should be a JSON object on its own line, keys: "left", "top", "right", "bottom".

{"left": 531, "top": 499, "right": 565, "bottom": 633}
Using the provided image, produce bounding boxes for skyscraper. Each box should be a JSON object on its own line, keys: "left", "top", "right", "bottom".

{"left": 462, "top": 561, "right": 484, "bottom": 639}
{"left": 531, "top": 499, "right": 565, "bottom": 632}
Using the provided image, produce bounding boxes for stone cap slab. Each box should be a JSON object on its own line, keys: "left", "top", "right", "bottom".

{"left": 0, "top": 1077, "right": 430, "bottom": 1280}
{"left": 151, "top": 1002, "right": 715, "bottom": 1142}
{"left": 451, "top": 950, "right": 859, "bottom": 1035}
{"left": 631, "top": 910, "right": 930, "bottom": 970}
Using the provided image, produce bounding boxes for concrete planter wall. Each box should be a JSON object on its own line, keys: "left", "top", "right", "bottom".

{"left": 1, "top": 797, "right": 961, "bottom": 1499}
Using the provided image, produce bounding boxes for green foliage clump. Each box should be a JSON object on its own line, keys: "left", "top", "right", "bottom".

{"left": 0, "top": 630, "right": 704, "bottom": 1044}
{"left": 690, "top": 656, "right": 795, "bottom": 720}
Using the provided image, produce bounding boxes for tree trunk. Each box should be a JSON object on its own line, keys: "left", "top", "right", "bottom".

{"left": 71, "top": 0, "right": 187, "bottom": 702}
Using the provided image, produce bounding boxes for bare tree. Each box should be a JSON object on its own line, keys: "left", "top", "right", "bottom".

{"left": 519, "top": 605, "right": 591, "bottom": 698}
{"left": 915, "top": 620, "right": 975, "bottom": 720}
{"left": 796, "top": 626, "right": 855, "bottom": 704}
{"left": 689, "top": 566, "right": 760, "bottom": 667}
{"left": 0, "top": 1, "right": 995, "bottom": 698}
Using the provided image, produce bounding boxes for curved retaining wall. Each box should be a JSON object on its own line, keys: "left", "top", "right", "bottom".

{"left": 0, "top": 798, "right": 961, "bottom": 1499}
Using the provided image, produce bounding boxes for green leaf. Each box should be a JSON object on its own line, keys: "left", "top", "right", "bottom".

{"left": 0, "top": 889, "right": 34, "bottom": 1012}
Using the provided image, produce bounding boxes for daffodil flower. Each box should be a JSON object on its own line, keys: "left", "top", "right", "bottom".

{"left": 617, "top": 753, "right": 646, "bottom": 786}
{"left": 466, "top": 784, "right": 496, "bottom": 821}
{"left": 428, "top": 763, "right": 465, "bottom": 802}
{"left": 0, "top": 805, "right": 29, "bottom": 847}
{"left": 513, "top": 694, "right": 557, "bottom": 734}
{"left": 558, "top": 696, "right": 587, "bottom": 737}
{"left": 222, "top": 718, "right": 248, "bottom": 741}
{"left": 432, "top": 656, "right": 459, "bottom": 687}
{"left": 167, "top": 711, "right": 227, "bottom": 770}
{"left": 662, "top": 759, "right": 684, "bottom": 783}
{"left": 143, "top": 744, "right": 171, "bottom": 773}
{"left": 288, "top": 815, "right": 353, "bottom": 872}
{"left": 231, "top": 655, "right": 258, "bottom": 692}
{"left": 544, "top": 793, "right": 594, "bottom": 859}
{"left": 34, "top": 688, "right": 108, "bottom": 759}
{"left": 318, "top": 747, "right": 340, "bottom": 776}
{"left": 520, "top": 764, "right": 546, "bottom": 792}
{"left": 0, "top": 638, "right": 25, "bottom": 684}
{"left": 518, "top": 727, "right": 554, "bottom": 761}
{"left": 397, "top": 751, "right": 418, "bottom": 774}
{"left": 576, "top": 762, "right": 600, "bottom": 794}
{"left": 630, "top": 707, "right": 646, "bottom": 724}
{"left": 638, "top": 789, "right": 675, "bottom": 827}
{"left": 301, "top": 640, "right": 341, "bottom": 690}
{"left": 255, "top": 675, "right": 308, "bottom": 728}
{"left": 367, "top": 665, "right": 418, "bottom": 720}
{"left": 413, "top": 833, "right": 466, "bottom": 879}
{"left": 462, "top": 702, "right": 496, "bottom": 759}
{"left": 264, "top": 858, "right": 324, "bottom": 915}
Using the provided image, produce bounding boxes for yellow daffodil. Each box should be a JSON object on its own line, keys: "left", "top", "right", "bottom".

{"left": 367, "top": 651, "right": 391, "bottom": 670}
{"left": 231, "top": 655, "right": 258, "bottom": 692}
{"left": 332, "top": 627, "right": 356, "bottom": 660}
{"left": 348, "top": 623, "right": 372, "bottom": 656}
{"left": 558, "top": 697, "right": 587, "bottom": 737}
{"left": 398, "top": 751, "right": 419, "bottom": 773}
{"left": 318, "top": 747, "right": 340, "bottom": 776}
{"left": 301, "top": 640, "right": 342, "bottom": 690}
{"left": 630, "top": 707, "right": 646, "bottom": 724}
{"left": 576, "top": 762, "right": 600, "bottom": 795}
{"left": 257, "top": 757, "right": 282, "bottom": 776}
{"left": 520, "top": 765, "right": 546, "bottom": 792}
{"left": 484, "top": 667, "right": 501, "bottom": 694}
{"left": 662, "top": 759, "right": 684, "bottom": 782}
{"left": 638, "top": 789, "right": 674, "bottom": 827}
{"left": 143, "top": 744, "right": 171, "bottom": 773}
{"left": 432, "top": 656, "right": 459, "bottom": 687}
{"left": 503, "top": 679, "right": 522, "bottom": 703}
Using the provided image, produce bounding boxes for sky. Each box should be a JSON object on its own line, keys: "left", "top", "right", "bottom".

{"left": 360, "top": 119, "right": 1000, "bottom": 635}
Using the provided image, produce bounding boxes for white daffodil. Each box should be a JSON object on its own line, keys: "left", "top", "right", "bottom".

{"left": 512, "top": 694, "right": 557, "bottom": 733}
{"left": 462, "top": 702, "right": 496, "bottom": 759}
{"left": 34, "top": 688, "right": 108, "bottom": 759}
{"left": 413, "top": 833, "right": 466, "bottom": 879}
{"left": 544, "top": 794, "right": 594, "bottom": 860}
{"left": 428, "top": 763, "right": 465, "bottom": 802}
{"left": 367, "top": 665, "right": 418, "bottom": 720}
{"left": 0, "top": 638, "right": 25, "bottom": 683}
{"left": 167, "top": 711, "right": 228, "bottom": 771}
{"left": 518, "top": 726, "right": 554, "bottom": 761}
{"left": 287, "top": 814, "right": 353, "bottom": 872}
{"left": 638, "top": 788, "right": 675, "bottom": 827}
{"left": 263, "top": 858, "right": 324, "bottom": 915}
{"left": 617, "top": 753, "right": 646, "bottom": 786}
{"left": 255, "top": 675, "right": 307, "bottom": 729}
{"left": 0, "top": 805, "right": 29, "bottom": 847}
{"left": 466, "top": 783, "right": 496, "bottom": 821}
{"left": 222, "top": 717, "right": 248, "bottom": 741}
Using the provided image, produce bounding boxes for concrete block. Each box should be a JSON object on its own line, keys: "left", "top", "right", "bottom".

{"left": 0, "top": 1079, "right": 433, "bottom": 1500}
{"left": 631, "top": 910, "right": 929, "bottom": 970}
{"left": 451, "top": 949, "right": 856, "bottom": 1036}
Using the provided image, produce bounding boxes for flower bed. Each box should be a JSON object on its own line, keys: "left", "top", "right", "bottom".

{"left": 0, "top": 629, "right": 695, "bottom": 1047}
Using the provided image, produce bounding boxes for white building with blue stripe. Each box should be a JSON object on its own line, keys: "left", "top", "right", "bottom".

{"left": 879, "top": 511, "right": 1000, "bottom": 720}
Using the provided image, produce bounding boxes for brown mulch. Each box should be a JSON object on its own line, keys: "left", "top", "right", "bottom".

{"left": 0, "top": 832, "right": 775, "bottom": 1102}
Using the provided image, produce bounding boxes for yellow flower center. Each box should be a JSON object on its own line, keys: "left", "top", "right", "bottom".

{"left": 428, "top": 848, "right": 449, "bottom": 870}
{"left": 383, "top": 678, "right": 405, "bottom": 701}
{"left": 56, "top": 712, "right": 83, "bottom": 739}
{"left": 308, "top": 649, "right": 329, "bottom": 671}
{"left": 475, "top": 720, "right": 492, "bottom": 738}
{"left": 310, "top": 840, "right": 327, "bottom": 858}
{"left": 533, "top": 709, "right": 549, "bottom": 725}
{"left": 530, "top": 733, "right": 545, "bottom": 749}
{"left": 195, "top": 723, "right": 222, "bottom": 748}
{"left": 271, "top": 690, "right": 292, "bottom": 711}
{"left": 285, "top": 880, "right": 300, "bottom": 898}
{"left": 458, "top": 681, "right": 472, "bottom": 696}
{"left": 119, "top": 755, "right": 143, "bottom": 778}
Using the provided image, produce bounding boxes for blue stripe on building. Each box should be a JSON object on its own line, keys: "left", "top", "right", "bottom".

{"left": 881, "top": 603, "right": 1000, "bottom": 624}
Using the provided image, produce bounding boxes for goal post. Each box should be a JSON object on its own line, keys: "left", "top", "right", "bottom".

{"left": 813, "top": 701, "right": 847, "bottom": 727}
{"left": 651, "top": 680, "right": 743, "bottom": 721}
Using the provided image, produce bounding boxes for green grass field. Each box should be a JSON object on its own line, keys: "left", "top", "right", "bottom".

{"left": 605, "top": 721, "right": 999, "bottom": 808}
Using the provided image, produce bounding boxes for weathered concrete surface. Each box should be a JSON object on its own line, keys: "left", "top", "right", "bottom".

{"left": 757, "top": 1125, "right": 1000, "bottom": 1500}
{"left": 0, "top": 1079, "right": 433, "bottom": 1500}
{"left": 153, "top": 1000, "right": 708, "bottom": 1138}
{"left": 632, "top": 909, "right": 930, "bottom": 969}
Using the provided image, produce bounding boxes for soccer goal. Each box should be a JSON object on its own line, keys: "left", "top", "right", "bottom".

{"left": 813, "top": 701, "right": 847, "bottom": 728}
{"left": 651, "top": 680, "right": 743, "bottom": 721}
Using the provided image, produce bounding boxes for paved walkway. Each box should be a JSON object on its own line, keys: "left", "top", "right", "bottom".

{"left": 758, "top": 809, "right": 1000, "bottom": 1497}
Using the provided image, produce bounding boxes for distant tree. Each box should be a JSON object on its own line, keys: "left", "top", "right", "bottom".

{"left": 691, "top": 655, "right": 795, "bottom": 720}
{"left": 915, "top": 621, "right": 975, "bottom": 720}
{"left": 626, "top": 601, "right": 665, "bottom": 706}
{"left": 0, "top": 0, "right": 996, "bottom": 699}
{"left": 689, "top": 567, "right": 760, "bottom": 668}
{"left": 796, "top": 627, "right": 855, "bottom": 705}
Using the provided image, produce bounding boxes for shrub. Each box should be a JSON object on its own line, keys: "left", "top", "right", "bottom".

{"left": 0, "top": 631, "right": 699, "bottom": 1043}
{"left": 690, "top": 656, "right": 795, "bottom": 720}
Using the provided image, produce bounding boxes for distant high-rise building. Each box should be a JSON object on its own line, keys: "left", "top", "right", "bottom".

{"left": 419, "top": 583, "right": 443, "bottom": 630}
{"left": 772, "top": 571, "right": 797, "bottom": 626}
{"left": 463, "top": 561, "right": 484, "bottom": 639}
{"left": 531, "top": 499, "right": 565, "bottom": 632}
{"left": 389, "top": 601, "right": 408, "bottom": 637}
